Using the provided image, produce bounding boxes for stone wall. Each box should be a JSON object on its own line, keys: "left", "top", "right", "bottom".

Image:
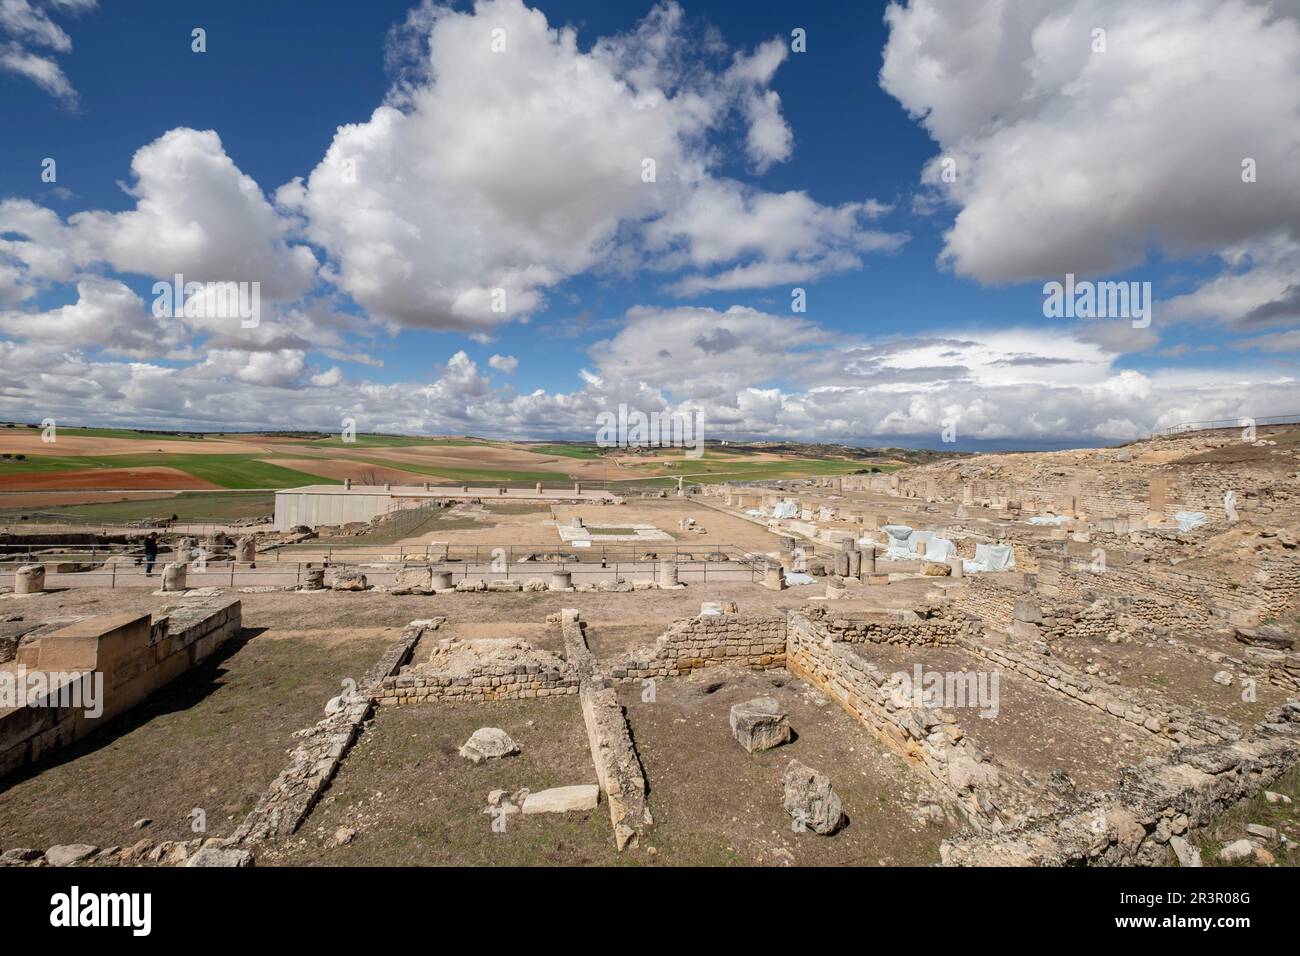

{"left": 956, "top": 634, "right": 1240, "bottom": 746}
{"left": 952, "top": 576, "right": 1019, "bottom": 633}
{"left": 785, "top": 613, "right": 1046, "bottom": 832}
{"left": 820, "top": 604, "right": 981, "bottom": 647}
{"left": 941, "top": 702, "right": 1300, "bottom": 866}
{"left": 0, "top": 598, "right": 241, "bottom": 780}
{"left": 375, "top": 665, "right": 579, "bottom": 704}
{"left": 234, "top": 619, "right": 436, "bottom": 844}
{"left": 601, "top": 613, "right": 787, "bottom": 681}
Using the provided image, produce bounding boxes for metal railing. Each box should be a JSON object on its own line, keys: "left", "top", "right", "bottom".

{"left": 14, "top": 556, "right": 762, "bottom": 589}
{"left": 1158, "top": 413, "right": 1300, "bottom": 437}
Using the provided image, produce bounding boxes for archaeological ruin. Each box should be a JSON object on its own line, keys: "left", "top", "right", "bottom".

{"left": 1, "top": 425, "right": 1298, "bottom": 870}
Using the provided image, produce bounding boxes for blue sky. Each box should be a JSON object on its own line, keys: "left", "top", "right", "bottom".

{"left": 1, "top": 0, "right": 1297, "bottom": 448}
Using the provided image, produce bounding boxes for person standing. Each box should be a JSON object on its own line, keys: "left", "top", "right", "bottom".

{"left": 144, "top": 533, "right": 159, "bottom": 577}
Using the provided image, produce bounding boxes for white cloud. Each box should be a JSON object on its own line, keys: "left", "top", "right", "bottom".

{"left": 281, "top": 0, "right": 897, "bottom": 330}
{"left": 488, "top": 353, "right": 518, "bottom": 373}
{"left": 0, "top": 276, "right": 184, "bottom": 358}
{"left": 0, "top": 129, "right": 318, "bottom": 304}
{"left": 880, "top": 0, "right": 1300, "bottom": 290}
{"left": 0, "top": 0, "right": 94, "bottom": 103}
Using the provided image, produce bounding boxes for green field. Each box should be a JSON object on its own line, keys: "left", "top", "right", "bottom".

{"left": 0, "top": 491, "right": 276, "bottom": 524}
{"left": 1, "top": 424, "right": 207, "bottom": 442}
{"left": 283, "top": 435, "right": 492, "bottom": 449}
{"left": 352, "top": 456, "right": 564, "bottom": 483}
{"left": 0, "top": 454, "right": 337, "bottom": 489}
{"left": 523, "top": 444, "right": 605, "bottom": 459}
{"left": 617, "top": 456, "right": 890, "bottom": 483}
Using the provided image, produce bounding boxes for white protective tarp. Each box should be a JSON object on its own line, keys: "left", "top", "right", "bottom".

{"left": 882, "top": 524, "right": 914, "bottom": 559}
{"left": 1175, "top": 511, "right": 1207, "bottom": 532}
{"left": 771, "top": 499, "right": 798, "bottom": 519}
{"left": 920, "top": 536, "right": 956, "bottom": 562}
{"left": 784, "top": 572, "right": 815, "bottom": 585}
{"left": 964, "top": 543, "right": 1015, "bottom": 573}
{"left": 1027, "top": 515, "right": 1071, "bottom": 526}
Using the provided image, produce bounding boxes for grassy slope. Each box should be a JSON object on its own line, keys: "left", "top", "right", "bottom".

{"left": 0, "top": 425, "right": 207, "bottom": 442}
{"left": 0, "top": 454, "right": 337, "bottom": 489}
{"left": 520, "top": 444, "right": 605, "bottom": 459}
{"left": 0, "top": 491, "right": 276, "bottom": 523}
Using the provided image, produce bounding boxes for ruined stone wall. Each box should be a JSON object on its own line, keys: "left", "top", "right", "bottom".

{"left": 941, "top": 703, "right": 1300, "bottom": 866}
{"left": 823, "top": 605, "right": 981, "bottom": 646}
{"left": 956, "top": 635, "right": 1239, "bottom": 746}
{"left": 235, "top": 620, "right": 433, "bottom": 844}
{"left": 0, "top": 599, "right": 242, "bottom": 780}
{"left": 375, "top": 665, "right": 579, "bottom": 704}
{"left": 953, "top": 577, "right": 1019, "bottom": 632}
{"left": 785, "top": 613, "right": 1043, "bottom": 832}
{"left": 602, "top": 614, "right": 787, "bottom": 681}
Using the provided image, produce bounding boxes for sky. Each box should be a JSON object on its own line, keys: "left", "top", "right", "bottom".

{"left": 0, "top": 0, "right": 1298, "bottom": 450}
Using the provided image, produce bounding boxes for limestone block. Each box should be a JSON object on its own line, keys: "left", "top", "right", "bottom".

{"left": 161, "top": 562, "right": 187, "bottom": 592}
{"left": 14, "top": 564, "right": 44, "bottom": 594}
{"left": 521, "top": 785, "right": 599, "bottom": 814}
{"left": 782, "top": 760, "right": 844, "bottom": 835}
{"left": 459, "top": 727, "right": 520, "bottom": 764}
{"left": 730, "top": 697, "right": 791, "bottom": 753}
{"left": 329, "top": 569, "right": 368, "bottom": 591}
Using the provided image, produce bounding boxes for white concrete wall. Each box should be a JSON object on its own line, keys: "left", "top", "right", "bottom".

{"left": 274, "top": 491, "right": 393, "bottom": 531}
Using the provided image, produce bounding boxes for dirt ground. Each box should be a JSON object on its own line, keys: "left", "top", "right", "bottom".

{"left": 616, "top": 667, "right": 953, "bottom": 865}
{"left": 0, "top": 578, "right": 817, "bottom": 636}
{"left": 1049, "top": 633, "right": 1292, "bottom": 727}
{"left": 0, "top": 467, "right": 219, "bottom": 492}
{"left": 0, "top": 626, "right": 396, "bottom": 849}
{"left": 267, "top": 666, "right": 953, "bottom": 867}
{"left": 263, "top": 698, "right": 620, "bottom": 866}
{"left": 0, "top": 434, "right": 275, "bottom": 456}
{"left": 853, "top": 643, "right": 1170, "bottom": 791}
{"left": 262, "top": 458, "right": 436, "bottom": 484}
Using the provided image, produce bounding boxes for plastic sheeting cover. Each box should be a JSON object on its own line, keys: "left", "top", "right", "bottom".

{"left": 1175, "top": 511, "right": 1207, "bottom": 532}
{"left": 771, "top": 500, "right": 798, "bottom": 519}
{"left": 964, "top": 542, "right": 1015, "bottom": 573}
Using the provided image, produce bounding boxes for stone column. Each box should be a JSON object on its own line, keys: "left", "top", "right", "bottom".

{"left": 15, "top": 564, "right": 44, "bottom": 594}
{"left": 236, "top": 536, "right": 256, "bottom": 566}
{"left": 847, "top": 550, "right": 861, "bottom": 578}
{"left": 947, "top": 555, "right": 964, "bottom": 579}
{"left": 550, "top": 570, "right": 573, "bottom": 591}
{"left": 431, "top": 570, "right": 453, "bottom": 590}
{"left": 535, "top": 482, "right": 543, "bottom": 494}
{"left": 834, "top": 551, "right": 851, "bottom": 577}
{"left": 162, "top": 562, "right": 187, "bottom": 592}
{"left": 859, "top": 548, "right": 875, "bottom": 581}
{"left": 763, "top": 562, "right": 786, "bottom": 591}
{"left": 657, "top": 556, "right": 679, "bottom": 588}
{"left": 302, "top": 567, "right": 325, "bottom": 590}
{"left": 344, "top": 478, "right": 352, "bottom": 490}
{"left": 574, "top": 483, "right": 582, "bottom": 495}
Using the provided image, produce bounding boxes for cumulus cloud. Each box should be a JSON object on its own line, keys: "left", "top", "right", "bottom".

{"left": 0, "top": 276, "right": 185, "bottom": 358}
{"left": 281, "top": 0, "right": 898, "bottom": 329}
{"left": 880, "top": 0, "right": 1300, "bottom": 292}
{"left": 1, "top": 299, "right": 1293, "bottom": 445}
{"left": 0, "top": 129, "right": 318, "bottom": 303}
{"left": 488, "top": 353, "right": 518, "bottom": 373}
